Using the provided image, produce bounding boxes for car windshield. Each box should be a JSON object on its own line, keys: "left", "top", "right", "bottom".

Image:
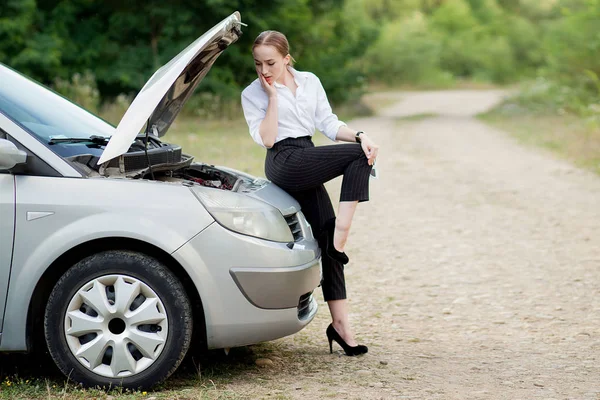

{"left": 0, "top": 64, "right": 115, "bottom": 143}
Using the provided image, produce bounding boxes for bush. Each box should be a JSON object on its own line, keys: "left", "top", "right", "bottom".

{"left": 542, "top": 1, "right": 600, "bottom": 90}
{"left": 52, "top": 71, "right": 100, "bottom": 113}
{"left": 471, "top": 35, "right": 516, "bottom": 83}
{"left": 506, "top": 0, "right": 600, "bottom": 117}
{"left": 503, "top": 77, "right": 600, "bottom": 125}
{"left": 98, "top": 93, "right": 133, "bottom": 125}
{"left": 363, "top": 12, "right": 452, "bottom": 86}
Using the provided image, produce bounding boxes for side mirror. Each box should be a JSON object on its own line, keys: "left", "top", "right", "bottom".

{"left": 0, "top": 138, "right": 27, "bottom": 170}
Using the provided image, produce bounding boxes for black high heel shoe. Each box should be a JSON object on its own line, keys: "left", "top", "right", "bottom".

{"left": 322, "top": 218, "right": 349, "bottom": 264}
{"left": 326, "top": 324, "right": 368, "bottom": 356}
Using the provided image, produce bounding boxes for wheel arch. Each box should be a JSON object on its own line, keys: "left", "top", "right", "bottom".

{"left": 27, "top": 237, "right": 207, "bottom": 354}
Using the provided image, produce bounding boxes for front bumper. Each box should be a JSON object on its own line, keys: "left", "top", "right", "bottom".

{"left": 172, "top": 217, "right": 321, "bottom": 349}
{"left": 230, "top": 259, "right": 320, "bottom": 309}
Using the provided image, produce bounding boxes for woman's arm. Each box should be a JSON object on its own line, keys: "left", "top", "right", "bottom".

{"left": 336, "top": 126, "right": 379, "bottom": 166}
{"left": 257, "top": 74, "right": 279, "bottom": 148}
{"left": 259, "top": 95, "right": 278, "bottom": 148}
{"left": 335, "top": 125, "right": 361, "bottom": 143}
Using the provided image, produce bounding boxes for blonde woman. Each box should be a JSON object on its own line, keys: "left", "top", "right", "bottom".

{"left": 241, "top": 31, "right": 378, "bottom": 356}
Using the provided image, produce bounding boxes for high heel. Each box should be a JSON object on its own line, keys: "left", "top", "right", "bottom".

{"left": 322, "top": 218, "right": 349, "bottom": 264}
{"left": 326, "top": 324, "right": 368, "bottom": 356}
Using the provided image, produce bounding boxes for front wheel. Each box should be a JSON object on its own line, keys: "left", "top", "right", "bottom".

{"left": 44, "top": 251, "right": 192, "bottom": 389}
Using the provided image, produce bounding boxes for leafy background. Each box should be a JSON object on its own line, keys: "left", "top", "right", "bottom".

{"left": 1, "top": 0, "right": 599, "bottom": 117}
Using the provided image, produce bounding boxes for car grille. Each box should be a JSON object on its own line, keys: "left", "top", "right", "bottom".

{"left": 284, "top": 213, "right": 303, "bottom": 242}
{"left": 297, "top": 291, "right": 315, "bottom": 320}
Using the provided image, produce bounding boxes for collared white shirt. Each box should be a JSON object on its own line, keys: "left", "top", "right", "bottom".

{"left": 241, "top": 67, "right": 346, "bottom": 148}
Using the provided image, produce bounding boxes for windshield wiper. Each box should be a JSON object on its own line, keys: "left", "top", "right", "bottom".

{"left": 48, "top": 135, "right": 110, "bottom": 145}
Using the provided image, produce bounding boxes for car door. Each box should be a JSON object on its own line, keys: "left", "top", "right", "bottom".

{"left": 0, "top": 173, "right": 15, "bottom": 338}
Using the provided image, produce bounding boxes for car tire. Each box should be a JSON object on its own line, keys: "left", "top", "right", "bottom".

{"left": 44, "top": 250, "right": 192, "bottom": 389}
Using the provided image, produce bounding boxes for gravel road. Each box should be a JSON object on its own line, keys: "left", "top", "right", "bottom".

{"left": 225, "top": 90, "right": 600, "bottom": 400}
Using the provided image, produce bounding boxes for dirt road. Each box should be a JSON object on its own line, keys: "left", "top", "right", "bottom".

{"left": 224, "top": 90, "right": 600, "bottom": 399}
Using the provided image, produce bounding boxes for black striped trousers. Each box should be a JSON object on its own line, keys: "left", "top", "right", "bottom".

{"left": 265, "top": 136, "right": 372, "bottom": 301}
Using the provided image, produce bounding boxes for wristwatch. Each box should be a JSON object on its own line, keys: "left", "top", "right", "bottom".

{"left": 355, "top": 131, "right": 365, "bottom": 143}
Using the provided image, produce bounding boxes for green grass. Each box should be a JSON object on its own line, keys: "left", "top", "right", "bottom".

{"left": 0, "top": 343, "right": 292, "bottom": 399}
{"left": 480, "top": 108, "right": 600, "bottom": 175}
{"left": 166, "top": 117, "right": 266, "bottom": 177}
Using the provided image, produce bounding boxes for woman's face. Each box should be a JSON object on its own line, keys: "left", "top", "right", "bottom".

{"left": 253, "top": 44, "right": 290, "bottom": 85}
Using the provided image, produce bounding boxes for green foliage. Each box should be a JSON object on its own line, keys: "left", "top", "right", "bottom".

{"left": 53, "top": 72, "right": 100, "bottom": 113}
{"left": 542, "top": 0, "right": 600, "bottom": 88}
{"left": 0, "top": 0, "right": 374, "bottom": 108}
{"left": 0, "top": 0, "right": 62, "bottom": 80}
{"left": 293, "top": 3, "right": 378, "bottom": 102}
{"left": 504, "top": 0, "right": 600, "bottom": 116}
{"left": 358, "top": 0, "right": 599, "bottom": 110}
{"left": 2, "top": 0, "right": 600, "bottom": 118}
{"left": 364, "top": 12, "right": 452, "bottom": 86}
{"left": 430, "top": 0, "right": 478, "bottom": 33}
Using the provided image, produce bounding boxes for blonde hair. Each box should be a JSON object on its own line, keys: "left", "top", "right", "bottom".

{"left": 252, "top": 30, "right": 296, "bottom": 66}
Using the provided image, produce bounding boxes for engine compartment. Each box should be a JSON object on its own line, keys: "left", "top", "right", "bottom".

{"left": 66, "top": 136, "right": 259, "bottom": 193}
{"left": 155, "top": 164, "right": 243, "bottom": 191}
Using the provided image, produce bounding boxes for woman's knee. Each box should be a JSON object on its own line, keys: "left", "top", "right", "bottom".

{"left": 351, "top": 144, "right": 367, "bottom": 160}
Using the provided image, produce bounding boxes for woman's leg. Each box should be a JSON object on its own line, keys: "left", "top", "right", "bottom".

{"left": 328, "top": 300, "right": 358, "bottom": 347}
{"left": 334, "top": 200, "right": 358, "bottom": 252}
{"left": 290, "top": 185, "right": 360, "bottom": 347}
{"left": 267, "top": 143, "right": 372, "bottom": 252}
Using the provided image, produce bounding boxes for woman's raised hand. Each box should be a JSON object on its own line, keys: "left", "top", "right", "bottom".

{"left": 361, "top": 135, "right": 379, "bottom": 166}
{"left": 259, "top": 74, "right": 277, "bottom": 98}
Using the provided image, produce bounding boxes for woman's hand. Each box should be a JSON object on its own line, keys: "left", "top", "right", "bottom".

{"left": 258, "top": 73, "right": 277, "bottom": 98}
{"left": 361, "top": 135, "right": 379, "bottom": 166}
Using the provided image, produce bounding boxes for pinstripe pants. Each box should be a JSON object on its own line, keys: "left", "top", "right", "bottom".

{"left": 265, "top": 136, "right": 372, "bottom": 301}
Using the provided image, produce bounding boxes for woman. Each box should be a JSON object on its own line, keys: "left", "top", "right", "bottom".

{"left": 241, "top": 31, "right": 379, "bottom": 356}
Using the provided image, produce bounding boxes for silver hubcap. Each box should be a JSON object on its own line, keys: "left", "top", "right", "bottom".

{"left": 64, "top": 274, "right": 169, "bottom": 378}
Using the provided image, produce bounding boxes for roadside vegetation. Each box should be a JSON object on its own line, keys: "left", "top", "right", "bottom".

{"left": 0, "top": 344, "right": 278, "bottom": 399}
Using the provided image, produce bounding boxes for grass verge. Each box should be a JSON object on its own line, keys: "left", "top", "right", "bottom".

{"left": 480, "top": 108, "right": 600, "bottom": 175}
{"left": 0, "top": 343, "right": 291, "bottom": 399}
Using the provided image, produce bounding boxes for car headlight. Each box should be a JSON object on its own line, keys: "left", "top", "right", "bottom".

{"left": 191, "top": 186, "right": 294, "bottom": 243}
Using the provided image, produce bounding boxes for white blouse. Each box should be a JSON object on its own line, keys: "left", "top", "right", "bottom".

{"left": 241, "top": 67, "right": 346, "bottom": 148}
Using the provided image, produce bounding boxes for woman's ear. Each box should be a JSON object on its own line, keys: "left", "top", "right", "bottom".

{"left": 284, "top": 54, "right": 291, "bottom": 65}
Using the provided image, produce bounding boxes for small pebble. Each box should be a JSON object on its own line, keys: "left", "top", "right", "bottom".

{"left": 380, "top": 360, "right": 389, "bottom": 365}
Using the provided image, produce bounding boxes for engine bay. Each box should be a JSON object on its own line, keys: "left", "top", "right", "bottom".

{"left": 156, "top": 164, "right": 242, "bottom": 191}
{"left": 66, "top": 135, "right": 252, "bottom": 192}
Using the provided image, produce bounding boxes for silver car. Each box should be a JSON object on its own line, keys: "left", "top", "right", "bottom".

{"left": 0, "top": 11, "right": 320, "bottom": 389}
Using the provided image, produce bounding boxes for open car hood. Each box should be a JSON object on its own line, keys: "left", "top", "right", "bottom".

{"left": 98, "top": 12, "right": 243, "bottom": 165}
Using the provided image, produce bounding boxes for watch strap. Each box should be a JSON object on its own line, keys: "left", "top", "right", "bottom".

{"left": 355, "top": 131, "right": 364, "bottom": 143}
